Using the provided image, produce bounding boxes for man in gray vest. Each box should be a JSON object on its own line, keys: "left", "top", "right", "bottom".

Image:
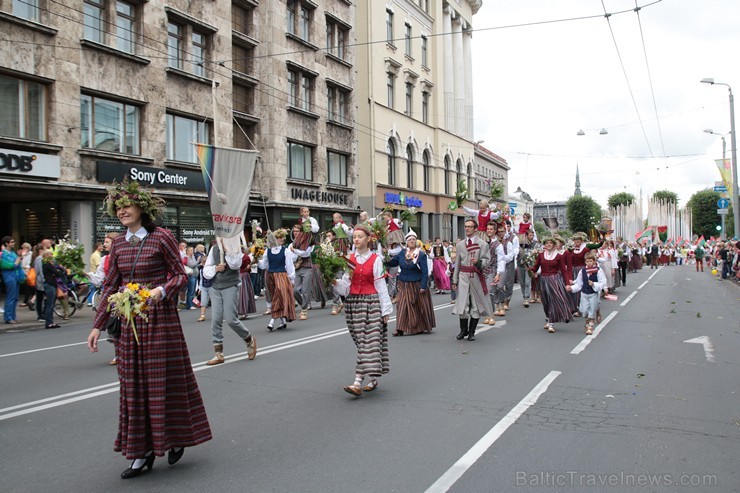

{"left": 202, "top": 238, "right": 257, "bottom": 365}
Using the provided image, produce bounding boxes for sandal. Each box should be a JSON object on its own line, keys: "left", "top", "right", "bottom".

{"left": 197, "top": 316, "right": 206, "bottom": 322}
{"left": 362, "top": 379, "right": 379, "bottom": 392}
{"left": 585, "top": 328, "right": 593, "bottom": 335}
{"left": 343, "top": 384, "right": 362, "bottom": 396}
{"left": 547, "top": 325, "right": 556, "bottom": 333}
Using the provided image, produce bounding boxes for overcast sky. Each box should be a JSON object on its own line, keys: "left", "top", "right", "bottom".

{"left": 472, "top": 0, "right": 740, "bottom": 211}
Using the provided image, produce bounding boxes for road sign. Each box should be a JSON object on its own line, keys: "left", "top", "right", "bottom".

{"left": 718, "top": 208, "right": 729, "bottom": 215}
{"left": 713, "top": 185, "right": 728, "bottom": 192}
{"left": 717, "top": 198, "right": 730, "bottom": 209}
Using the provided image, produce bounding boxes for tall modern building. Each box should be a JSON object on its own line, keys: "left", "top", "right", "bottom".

{"left": 355, "top": 0, "right": 483, "bottom": 241}
{"left": 0, "top": 0, "right": 357, "bottom": 256}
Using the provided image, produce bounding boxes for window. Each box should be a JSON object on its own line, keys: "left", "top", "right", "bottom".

{"left": 166, "top": 114, "right": 209, "bottom": 164}
{"left": 404, "top": 23, "right": 412, "bottom": 57}
{"left": 423, "top": 151, "right": 430, "bottom": 191}
{"left": 387, "top": 140, "right": 396, "bottom": 185}
{"left": 0, "top": 75, "right": 46, "bottom": 141}
{"left": 191, "top": 31, "right": 206, "bottom": 77}
{"left": 456, "top": 159, "right": 463, "bottom": 188}
{"left": 444, "top": 155, "right": 451, "bottom": 195}
{"left": 386, "top": 9, "right": 394, "bottom": 43}
{"left": 233, "top": 83, "right": 253, "bottom": 115}
{"left": 467, "top": 163, "right": 473, "bottom": 195}
{"left": 406, "top": 144, "right": 414, "bottom": 189}
{"left": 421, "top": 35, "right": 428, "bottom": 67}
{"left": 328, "top": 151, "right": 348, "bottom": 186}
{"left": 83, "top": 0, "right": 105, "bottom": 43}
{"left": 326, "top": 16, "right": 349, "bottom": 60}
{"left": 168, "top": 22, "right": 183, "bottom": 69}
{"left": 288, "top": 66, "right": 315, "bottom": 112}
{"left": 232, "top": 3, "right": 254, "bottom": 36}
{"left": 80, "top": 94, "right": 139, "bottom": 154}
{"left": 387, "top": 73, "right": 395, "bottom": 109}
{"left": 288, "top": 141, "right": 312, "bottom": 180}
{"left": 422, "top": 91, "right": 429, "bottom": 124}
{"left": 232, "top": 44, "right": 254, "bottom": 75}
{"left": 115, "top": 1, "right": 135, "bottom": 53}
{"left": 287, "top": 0, "right": 312, "bottom": 42}
{"left": 327, "top": 84, "right": 349, "bottom": 124}
{"left": 233, "top": 121, "right": 256, "bottom": 150}
{"left": 405, "top": 82, "right": 413, "bottom": 116}
{"left": 12, "top": 0, "right": 40, "bottom": 22}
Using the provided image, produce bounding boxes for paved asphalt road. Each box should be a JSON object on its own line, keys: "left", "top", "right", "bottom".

{"left": 1, "top": 265, "right": 738, "bottom": 493}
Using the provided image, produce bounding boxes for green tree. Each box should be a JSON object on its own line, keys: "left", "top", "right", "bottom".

{"left": 566, "top": 195, "right": 601, "bottom": 234}
{"left": 607, "top": 192, "right": 636, "bottom": 209}
{"left": 688, "top": 189, "right": 734, "bottom": 239}
{"left": 652, "top": 189, "right": 678, "bottom": 205}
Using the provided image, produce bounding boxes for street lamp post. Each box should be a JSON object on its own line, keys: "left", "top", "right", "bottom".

{"left": 701, "top": 78, "right": 739, "bottom": 239}
{"left": 704, "top": 129, "right": 728, "bottom": 239}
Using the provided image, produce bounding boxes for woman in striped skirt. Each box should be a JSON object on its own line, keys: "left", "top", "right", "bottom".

{"left": 257, "top": 229, "right": 296, "bottom": 330}
{"left": 237, "top": 248, "right": 257, "bottom": 319}
{"left": 387, "top": 229, "right": 436, "bottom": 336}
{"left": 333, "top": 225, "right": 393, "bottom": 396}
{"left": 531, "top": 237, "right": 573, "bottom": 333}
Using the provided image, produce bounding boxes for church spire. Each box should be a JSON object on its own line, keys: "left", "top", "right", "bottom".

{"left": 574, "top": 164, "right": 582, "bottom": 196}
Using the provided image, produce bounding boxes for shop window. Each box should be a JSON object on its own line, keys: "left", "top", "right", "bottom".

{"left": 328, "top": 150, "right": 347, "bottom": 186}
{"left": 0, "top": 75, "right": 47, "bottom": 141}
{"left": 288, "top": 141, "right": 313, "bottom": 181}
{"left": 80, "top": 94, "right": 140, "bottom": 154}
{"left": 166, "top": 113, "right": 209, "bottom": 164}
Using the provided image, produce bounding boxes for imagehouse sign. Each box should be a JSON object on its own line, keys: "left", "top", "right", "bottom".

{"left": 0, "top": 147, "right": 61, "bottom": 179}
{"left": 290, "top": 187, "right": 350, "bottom": 206}
{"left": 96, "top": 161, "right": 205, "bottom": 191}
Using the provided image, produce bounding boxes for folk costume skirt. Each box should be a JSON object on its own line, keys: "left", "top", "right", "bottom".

{"left": 344, "top": 294, "right": 389, "bottom": 377}
{"left": 310, "top": 264, "right": 328, "bottom": 304}
{"left": 568, "top": 266, "right": 584, "bottom": 313}
{"left": 538, "top": 273, "right": 573, "bottom": 324}
{"left": 238, "top": 272, "right": 256, "bottom": 316}
{"left": 116, "top": 298, "right": 212, "bottom": 459}
{"left": 266, "top": 271, "right": 296, "bottom": 321}
{"left": 396, "top": 280, "right": 436, "bottom": 334}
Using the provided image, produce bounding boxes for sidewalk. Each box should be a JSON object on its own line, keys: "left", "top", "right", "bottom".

{"left": 0, "top": 298, "right": 96, "bottom": 333}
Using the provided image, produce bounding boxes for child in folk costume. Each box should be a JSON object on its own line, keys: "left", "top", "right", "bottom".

{"left": 452, "top": 219, "right": 494, "bottom": 341}
{"left": 462, "top": 199, "right": 502, "bottom": 241}
{"left": 293, "top": 206, "right": 319, "bottom": 251}
{"left": 530, "top": 236, "right": 573, "bottom": 333}
{"left": 566, "top": 232, "right": 591, "bottom": 317}
{"left": 430, "top": 237, "right": 451, "bottom": 293}
{"left": 324, "top": 230, "right": 346, "bottom": 316}
{"left": 386, "top": 229, "right": 436, "bottom": 336}
{"left": 331, "top": 212, "right": 352, "bottom": 256}
{"left": 597, "top": 243, "right": 614, "bottom": 296}
{"left": 237, "top": 246, "right": 257, "bottom": 319}
{"left": 516, "top": 212, "right": 538, "bottom": 244}
{"left": 382, "top": 210, "right": 405, "bottom": 246}
{"left": 258, "top": 229, "right": 296, "bottom": 331}
{"left": 333, "top": 225, "right": 393, "bottom": 396}
{"left": 567, "top": 252, "right": 606, "bottom": 335}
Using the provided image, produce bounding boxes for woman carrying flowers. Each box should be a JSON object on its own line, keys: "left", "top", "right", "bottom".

{"left": 87, "top": 180, "right": 211, "bottom": 479}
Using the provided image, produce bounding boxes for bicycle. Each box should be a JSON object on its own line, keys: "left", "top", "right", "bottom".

{"left": 54, "top": 280, "right": 91, "bottom": 318}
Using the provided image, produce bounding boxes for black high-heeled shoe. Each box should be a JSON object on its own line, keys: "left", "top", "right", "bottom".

{"left": 168, "top": 447, "right": 185, "bottom": 465}
{"left": 121, "top": 454, "right": 154, "bottom": 479}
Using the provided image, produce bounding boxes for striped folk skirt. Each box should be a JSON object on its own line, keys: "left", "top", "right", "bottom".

{"left": 344, "top": 293, "right": 389, "bottom": 377}
{"left": 538, "top": 273, "right": 573, "bottom": 324}
{"left": 238, "top": 272, "right": 256, "bottom": 316}
{"left": 266, "top": 271, "right": 296, "bottom": 321}
{"left": 396, "top": 280, "right": 436, "bottom": 335}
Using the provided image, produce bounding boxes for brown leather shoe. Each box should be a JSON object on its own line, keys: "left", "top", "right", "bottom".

{"left": 246, "top": 336, "right": 257, "bottom": 360}
{"left": 343, "top": 384, "right": 362, "bottom": 396}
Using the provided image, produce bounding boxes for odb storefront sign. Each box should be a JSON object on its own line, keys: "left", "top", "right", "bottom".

{"left": 0, "top": 147, "right": 61, "bottom": 179}
{"left": 96, "top": 161, "right": 205, "bottom": 191}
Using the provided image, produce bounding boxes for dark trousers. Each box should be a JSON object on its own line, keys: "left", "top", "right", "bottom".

{"left": 35, "top": 288, "right": 45, "bottom": 319}
{"left": 43, "top": 283, "right": 56, "bottom": 326}
{"left": 618, "top": 261, "right": 628, "bottom": 285}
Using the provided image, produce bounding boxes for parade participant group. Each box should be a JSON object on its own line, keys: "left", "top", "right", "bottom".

{"left": 1, "top": 182, "right": 737, "bottom": 481}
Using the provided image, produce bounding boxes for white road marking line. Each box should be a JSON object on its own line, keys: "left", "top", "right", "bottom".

{"left": 638, "top": 280, "right": 649, "bottom": 290}
{"left": 620, "top": 291, "right": 638, "bottom": 306}
{"left": 683, "top": 336, "right": 716, "bottom": 363}
{"left": 0, "top": 339, "right": 112, "bottom": 359}
{"left": 425, "top": 370, "right": 561, "bottom": 493}
{"left": 0, "top": 302, "right": 458, "bottom": 420}
{"left": 570, "top": 311, "right": 618, "bottom": 355}
{"left": 648, "top": 267, "right": 662, "bottom": 280}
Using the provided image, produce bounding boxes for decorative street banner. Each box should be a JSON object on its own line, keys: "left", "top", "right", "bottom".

{"left": 715, "top": 159, "right": 734, "bottom": 199}
{"left": 196, "top": 144, "right": 257, "bottom": 238}
{"left": 657, "top": 225, "right": 668, "bottom": 243}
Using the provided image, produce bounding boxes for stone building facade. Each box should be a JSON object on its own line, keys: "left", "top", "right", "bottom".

{"left": 0, "top": 0, "right": 357, "bottom": 256}
{"left": 355, "top": 0, "right": 487, "bottom": 241}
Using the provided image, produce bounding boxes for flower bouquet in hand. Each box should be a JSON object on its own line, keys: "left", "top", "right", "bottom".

{"left": 107, "top": 282, "right": 154, "bottom": 345}
{"left": 455, "top": 179, "right": 469, "bottom": 208}
{"left": 521, "top": 248, "right": 541, "bottom": 278}
{"left": 250, "top": 237, "right": 266, "bottom": 260}
{"left": 314, "top": 240, "right": 349, "bottom": 289}
{"left": 400, "top": 206, "right": 417, "bottom": 224}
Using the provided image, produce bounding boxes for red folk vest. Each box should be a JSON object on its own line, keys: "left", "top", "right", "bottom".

{"left": 349, "top": 253, "right": 378, "bottom": 295}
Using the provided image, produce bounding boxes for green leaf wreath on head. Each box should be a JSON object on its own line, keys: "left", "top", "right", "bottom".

{"left": 104, "top": 178, "right": 166, "bottom": 219}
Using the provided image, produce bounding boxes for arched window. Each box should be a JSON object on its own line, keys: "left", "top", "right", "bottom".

{"left": 406, "top": 144, "right": 414, "bottom": 189}
{"left": 422, "top": 150, "right": 430, "bottom": 191}
{"left": 444, "top": 155, "right": 451, "bottom": 195}
{"left": 456, "top": 159, "right": 463, "bottom": 191}
{"left": 467, "top": 163, "right": 473, "bottom": 196}
{"left": 387, "top": 139, "right": 396, "bottom": 185}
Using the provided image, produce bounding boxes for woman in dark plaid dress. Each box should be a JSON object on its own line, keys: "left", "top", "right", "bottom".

{"left": 87, "top": 181, "right": 211, "bottom": 479}
{"left": 333, "top": 225, "right": 393, "bottom": 396}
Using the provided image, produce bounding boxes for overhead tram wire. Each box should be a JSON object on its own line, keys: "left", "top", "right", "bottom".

{"left": 600, "top": 0, "right": 655, "bottom": 159}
